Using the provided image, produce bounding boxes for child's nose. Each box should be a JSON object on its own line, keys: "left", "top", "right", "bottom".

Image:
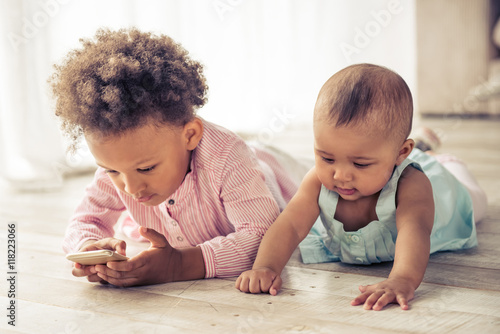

{"left": 332, "top": 167, "right": 352, "bottom": 182}
{"left": 122, "top": 175, "right": 145, "bottom": 196}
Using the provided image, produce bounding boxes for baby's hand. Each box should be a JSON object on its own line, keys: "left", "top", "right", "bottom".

{"left": 235, "top": 267, "right": 282, "bottom": 296}
{"left": 71, "top": 237, "right": 127, "bottom": 283}
{"left": 93, "top": 227, "right": 180, "bottom": 287}
{"left": 350, "top": 277, "right": 416, "bottom": 311}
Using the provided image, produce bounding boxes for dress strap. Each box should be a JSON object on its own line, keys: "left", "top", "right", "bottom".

{"left": 375, "top": 153, "right": 423, "bottom": 223}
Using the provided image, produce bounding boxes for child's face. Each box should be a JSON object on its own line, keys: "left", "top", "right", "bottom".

{"left": 313, "top": 121, "right": 412, "bottom": 201}
{"left": 85, "top": 119, "right": 202, "bottom": 206}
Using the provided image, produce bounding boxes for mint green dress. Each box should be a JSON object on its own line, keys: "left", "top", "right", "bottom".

{"left": 299, "top": 149, "right": 477, "bottom": 265}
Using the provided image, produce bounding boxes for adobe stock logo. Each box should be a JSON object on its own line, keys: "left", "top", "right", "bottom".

{"left": 339, "top": 0, "right": 403, "bottom": 62}
{"left": 258, "top": 107, "right": 296, "bottom": 144}
{"left": 8, "top": 0, "right": 72, "bottom": 52}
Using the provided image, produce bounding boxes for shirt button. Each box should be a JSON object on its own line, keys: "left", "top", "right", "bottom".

{"left": 177, "top": 236, "right": 184, "bottom": 242}
{"left": 171, "top": 221, "right": 177, "bottom": 226}
{"left": 351, "top": 235, "right": 360, "bottom": 243}
{"left": 168, "top": 199, "right": 175, "bottom": 205}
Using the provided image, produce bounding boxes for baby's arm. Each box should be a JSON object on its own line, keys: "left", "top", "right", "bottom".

{"left": 351, "top": 167, "right": 434, "bottom": 310}
{"left": 235, "top": 167, "right": 322, "bottom": 295}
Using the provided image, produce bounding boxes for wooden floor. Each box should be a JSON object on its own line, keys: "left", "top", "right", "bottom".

{"left": 1, "top": 117, "right": 499, "bottom": 333}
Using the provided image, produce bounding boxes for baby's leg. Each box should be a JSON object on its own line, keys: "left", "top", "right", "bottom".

{"left": 434, "top": 154, "right": 488, "bottom": 223}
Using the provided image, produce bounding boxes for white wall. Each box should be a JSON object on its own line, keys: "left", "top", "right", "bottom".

{"left": 0, "top": 0, "right": 416, "bottom": 187}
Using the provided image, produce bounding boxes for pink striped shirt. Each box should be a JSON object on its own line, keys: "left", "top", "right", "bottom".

{"left": 62, "top": 119, "right": 298, "bottom": 278}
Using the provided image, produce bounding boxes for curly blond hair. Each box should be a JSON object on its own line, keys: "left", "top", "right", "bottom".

{"left": 50, "top": 28, "right": 208, "bottom": 151}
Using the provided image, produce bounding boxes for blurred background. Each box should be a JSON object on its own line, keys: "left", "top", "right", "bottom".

{"left": 0, "top": 0, "right": 498, "bottom": 191}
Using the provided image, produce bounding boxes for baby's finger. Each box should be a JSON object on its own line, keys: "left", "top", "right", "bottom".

{"left": 258, "top": 275, "right": 275, "bottom": 294}
{"left": 95, "top": 238, "right": 127, "bottom": 255}
{"left": 87, "top": 273, "right": 104, "bottom": 283}
{"left": 358, "top": 285, "right": 369, "bottom": 293}
{"left": 372, "top": 292, "right": 396, "bottom": 311}
{"left": 112, "top": 239, "right": 127, "bottom": 255}
{"left": 72, "top": 265, "right": 96, "bottom": 277}
{"left": 363, "top": 290, "right": 385, "bottom": 310}
{"left": 236, "top": 275, "right": 250, "bottom": 293}
{"left": 396, "top": 295, "right": 409, "bottom": 310}
{"left": 106, "top": 258, "right": 136, "bottom": 272}
{"left": 351, "top": 291, "right": 370, "bottom": 306}
{"left": 78, "top": 243, "right": 100, "bottom": 252}
{"left": 269, "top": 275, "right": 282, "bottom": 296}
{"left": 95, "top": 264, "right": 133, "bottom": 280}
{"left": 234, "top": 275, "right": 243, "bottom": 290}
{"left": 249, "top": 276, "right": 263, "bottom": 294}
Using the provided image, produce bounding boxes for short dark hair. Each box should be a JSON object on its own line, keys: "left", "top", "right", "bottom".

{"left": 50, "top": 27, "right": 208, "bottom": 151}
{"left": 314, "top": 63, "right": 413, "bottom": 143}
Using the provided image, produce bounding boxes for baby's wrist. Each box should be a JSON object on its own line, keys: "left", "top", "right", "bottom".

{"left": 252, "top": 265, "right": 280, "bottom": 275}
{"left": 388, "top": 273, "right": 421, "bottom": 290}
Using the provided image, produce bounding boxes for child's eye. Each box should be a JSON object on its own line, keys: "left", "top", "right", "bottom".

{"left": 138, "top": 166, "right": 155, "bottom": 173}
{"left": 354, "top": 163, "right": 370, "bottom": 168}
{"left": 321, "top": 157, "right": 334, "bottom": 163}
{"left": 105, "top": 169, "right": 118, "bottom": 174}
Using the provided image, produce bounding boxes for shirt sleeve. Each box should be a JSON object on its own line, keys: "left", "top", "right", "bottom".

{"left": 62, "top": 168, "right": 126, "bottom": 253}
{"left": 198, "top": 139, "right": 281, "bottom": 278}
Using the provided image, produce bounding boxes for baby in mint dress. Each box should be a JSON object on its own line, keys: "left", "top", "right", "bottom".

{"left": 236, "top": 63, "right": 487, "bottom": 311}
{"left": 299, "top": 148, "right": 480, "bottom": 265}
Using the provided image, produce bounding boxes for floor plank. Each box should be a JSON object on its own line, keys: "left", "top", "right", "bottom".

{"left": 0, "top": 299, "right": 183, "bottom": 334}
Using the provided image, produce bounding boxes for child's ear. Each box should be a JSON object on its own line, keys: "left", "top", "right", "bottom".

{"left": 183, "top": 117, "right": 204, "bottom": 151}
{"left": 395, "top": 139, "right": 414, "bottom": 166}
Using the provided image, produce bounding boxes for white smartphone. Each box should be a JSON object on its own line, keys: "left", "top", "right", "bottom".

{"left": 66, "top": 250, "right": 128, "bottom": 265}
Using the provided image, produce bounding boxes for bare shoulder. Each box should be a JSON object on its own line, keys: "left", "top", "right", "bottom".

{"left": 295, "top": 167, "right": 322, "bottom": 201}
{"left": 395, "top": 165, "right": 435, "bottom": 232}
{"left": 284, "top": 167, "right": 322, "bottom": 215}
{"left": 396, "top": 165, "right": 434, "bottom": 213}
{"left": 398, "top": 165, "right": 430, "bottom": 186}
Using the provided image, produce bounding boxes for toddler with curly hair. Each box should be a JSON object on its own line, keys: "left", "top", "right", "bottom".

{"left": 52, "top": 28, "right": 303, "bottom": 286}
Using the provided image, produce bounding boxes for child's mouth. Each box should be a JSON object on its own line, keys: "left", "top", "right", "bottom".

{"left": 336, "top": 187, "right": 356, "bottom": 196}
{"left": 135, "top": 195, "right": 153, "bottom": 203}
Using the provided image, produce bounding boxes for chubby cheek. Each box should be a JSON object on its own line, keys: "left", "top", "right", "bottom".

{"left": 359, "top": 169, "right": 393, "bottom": 194}
{"left": 315, "top": 168, "right": 334, "bottom": 191}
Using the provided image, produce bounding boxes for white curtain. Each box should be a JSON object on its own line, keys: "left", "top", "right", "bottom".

{"left": 0, "top": 0, "right": 415, "bottom": 191}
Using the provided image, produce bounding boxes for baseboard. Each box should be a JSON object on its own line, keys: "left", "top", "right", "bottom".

{"left": 420, "top": 112, "right": 500, "bottom": 119}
